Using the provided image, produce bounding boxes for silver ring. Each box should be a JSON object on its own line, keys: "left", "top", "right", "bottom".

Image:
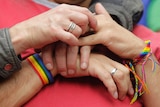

{"left": 110, "top": 68, "right": 117, "bottom": 75}
{"left": 67, "top": 22, "right": 76, "bottom": 32}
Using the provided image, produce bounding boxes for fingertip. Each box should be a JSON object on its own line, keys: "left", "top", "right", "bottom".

{"left": 60, "top": 71, "right": 67, "bottom": 76}
{"left": 68, "top": 69, "right": 75, "bottom": 75}
{"left": 95, "top": 2, "right": 108, "bottom": 15}
{"left": 81, "top": 62, "right": 87, "bottom": 69}
{"left": 113, "top": 91, "right": 118, "bottom": 99}
{"left": 45, "top": 63, "right": 53, "bottom": 70}
{"left": 129, "top": 87, "right": 134, "bottom": 95}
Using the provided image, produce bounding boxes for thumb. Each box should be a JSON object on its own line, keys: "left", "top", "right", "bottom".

{"left": 95, "top": 3, "right": 112, "bottom": 18}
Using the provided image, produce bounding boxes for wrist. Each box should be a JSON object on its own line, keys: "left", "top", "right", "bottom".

{"left": 0, "top": 60, "right": 44, "bottom": 106}
{"left": 129, "top": 40, "right": 146, "bottom": 59}
{"left": 27, "top": 53, "right": 55, "bottom": 85}
{"left": 9, "top": 24, "right": 30, "bottom": 55}
{"left": 133, "top": 40, "right": 151, "bottom": 63}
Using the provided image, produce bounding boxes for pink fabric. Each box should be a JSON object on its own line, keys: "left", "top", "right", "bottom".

{"left": 0, "top": 0, "right": 48, "bottom": 58}
{"left": 24, "top": 76, "right": 142, "bottom": 107}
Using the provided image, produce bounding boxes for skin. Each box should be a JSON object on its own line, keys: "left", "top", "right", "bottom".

{"left": 79, "top": 3, "right": 160, "bottom": 107}
{"left": 9, "top": 2, "right": 97, "bottom": 72}
{"left": 40, "top": 1, "right": 134, "bottom": 100}
{"left": 0, "top": 53, "right": 131, "bottom": 106}
{"left": 1, "top": 3, "right": 160, "bottom": 107}
{"left": 9, "top": 3, "right": 97, "bottom": 55}
{"left": 79, "top": 3, "right": 145, "bottom": 59}
{"left": 41, "top": 2, "right": 135, "bottom": 100}
{"left": 41, "top": 0, "right": 94, "bottom": 73}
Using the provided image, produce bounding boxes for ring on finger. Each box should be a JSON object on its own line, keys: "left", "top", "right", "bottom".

{"left": 110, "top": 68, "right": 117, "bottom": 75}
{"left": 67, "top": 22, "right": 76, "bottom": 33}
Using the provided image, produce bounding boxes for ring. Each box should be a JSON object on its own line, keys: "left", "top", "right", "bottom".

{"left": 67, "top": 22, "right": 76, "bottom": 33}
{"left": 110, "top": 68, "right": 117, "bottom": 75}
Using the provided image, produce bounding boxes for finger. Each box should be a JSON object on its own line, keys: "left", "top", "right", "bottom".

{"left": 111, "top": 66, "right": 131, "bottom": 100}
{"left": 52, "top": 29, "right": 79, "bottom": 45}
{"left": 95, "top": 3, "right": 111, "bottom": 18}
{"left": 128, "top": 80, "right": 134, "bottom": 96}
{"left": 65, "top": 21, "right": 82, "bottom": 38}
{"left": 87, "top": 55, "right": 119, "bottom": 100}
{"left": 112, "top": 69, "right": 127, "bottom": 100}
{"left": 96, "top": 66, "right": 118, "bottom": 99}
{"left": 67, "top": 11, "right": 91, "bottom": 35}
{"left": 78, "top": 33, "right": 100, "bottom": 46}
{"left": 80, "top": 46, "right": 92, "bottom": 69}
{"left": 67, "top": 46, "right": 79, "bottom": 75}
{"left": 41, "top": 44, "right": 55, "bottom": 70}
{"left": 55, "top": 42, "right": 67, "bottom": 73}
{"left": 66, "top": 5, "right": 97, "bottom": 30}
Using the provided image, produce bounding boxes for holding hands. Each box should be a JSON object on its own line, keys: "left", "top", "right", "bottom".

{"left": 10, "top": 2, "right": 145, "bottom": 102}
{"left": 1, "top": 1, "right": 160, "bottom": 107}
{"left": 46, "top": 3, "right": 136, "bottom": 100}
{"left": 9, "top": 4, "right": 97, "bottom": 55}
{"left": 79, "top": 3, "right": 146, "bottom": 60}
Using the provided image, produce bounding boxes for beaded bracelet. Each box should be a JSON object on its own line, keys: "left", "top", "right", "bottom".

{"left": 27, "top": 53, "right": 54, "bottom": 85}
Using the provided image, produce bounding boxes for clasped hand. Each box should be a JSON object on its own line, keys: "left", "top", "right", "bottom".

{"left": 41, "top": 3, "right": 144, "bottom": 101}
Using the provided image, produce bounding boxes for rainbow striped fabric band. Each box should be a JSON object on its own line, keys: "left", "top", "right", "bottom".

{"left": 27, "top": 53, "right": 54, "bottom": 85}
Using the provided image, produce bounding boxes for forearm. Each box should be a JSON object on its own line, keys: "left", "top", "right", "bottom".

{"left": 135, "top": 54, "right": 160, "bottom": 107}
{"left": 0, "top": 60, "right": 43, "bottom": 107}
{"left": 9, "top": 23, "right": 29, "bottom": 55}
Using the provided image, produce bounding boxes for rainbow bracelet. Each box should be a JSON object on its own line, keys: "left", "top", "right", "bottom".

{"left": 27, "top": 53, "right": 54, "bottom": 85}
{"left": 133, "top": 40, "right": 151, "bottom": 63}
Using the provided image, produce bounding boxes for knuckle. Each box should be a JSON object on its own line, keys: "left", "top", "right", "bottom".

{"left": 116, "top": 71, "right": 125, "bottom": 80}
{"left": 103, "top": 73, "right": 111, "bottom": 81}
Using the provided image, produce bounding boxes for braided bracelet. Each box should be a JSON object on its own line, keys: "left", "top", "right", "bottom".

{"left": 133, "top": 40, "right": 151, "bottom": 64}
{"left": 27, "top": 53, "right": 54, "bottom": 85}
{"left": 123, "top": 40, "right": 151, "bottom": 104}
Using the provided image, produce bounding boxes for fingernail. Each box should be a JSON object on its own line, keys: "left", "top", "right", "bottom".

{"left": 113, "top": 91, "right": 118, "bottom": 99}
{"left": 46, "top": 63, "right": 53, "bottom": 70}
{"left": 129, "top": 88, "right": 134, "bottom": 95}
{"left": 68, "top": 69, "right": 75, "bottom": 75}
{"left": 60, "top": 72, "right": 67, "bottom": 76}
{"left": 81, "top": 62, "right": 87, "bottom": 69}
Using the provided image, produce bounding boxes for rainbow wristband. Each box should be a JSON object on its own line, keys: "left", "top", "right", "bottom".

{"left": 27, "top": 53, "right": 54, "bottom": 85}
{"left": 134, "top": 40, "right": 151, "bottom": 63}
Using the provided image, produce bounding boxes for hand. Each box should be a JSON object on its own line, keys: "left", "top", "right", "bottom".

{"left": 57, "top": 53, "right": 134, "bottom": 100}
{"left": 78, "top": 3, "right": 145, "bottom": 59}
{"left": 9, "top": 4, "right": 97, "bottom": 55}
{"left": 41, "top": 42, "right": 91, "bottom": 72}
